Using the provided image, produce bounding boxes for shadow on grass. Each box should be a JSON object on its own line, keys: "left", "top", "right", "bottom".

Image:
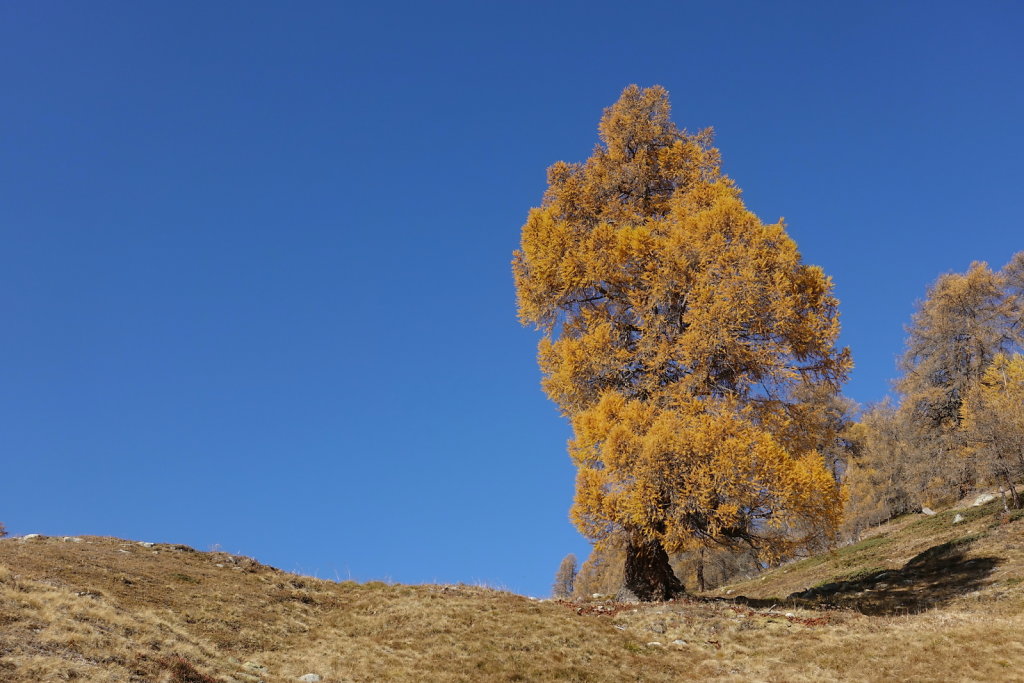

{"left": 729, "top": 536, "right": 999, "bottom": 616}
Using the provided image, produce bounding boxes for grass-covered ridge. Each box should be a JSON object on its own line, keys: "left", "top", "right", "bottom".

{"left": 3, "top": 497, "right": 1024, "bottom": 682}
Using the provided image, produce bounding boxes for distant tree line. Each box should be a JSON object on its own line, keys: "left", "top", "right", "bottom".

{"left": 843, "top": 253, "right": 1024, "bottom": 534}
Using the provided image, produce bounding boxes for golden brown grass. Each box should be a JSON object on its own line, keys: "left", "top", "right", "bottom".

{"left": 3, "top": 499, "right": 1024, "bottom": 682}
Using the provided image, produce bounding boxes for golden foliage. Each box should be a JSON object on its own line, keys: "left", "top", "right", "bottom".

{"left": 570, "top": 394, "right": 843, "bottom": 561}
{"left": 514, "top": 85, "right": 850, "bottom": 562}
{"left": 897, "top": 261, "right": 1020, "bottom": 431}
{"left": 893, "top": 255, "right": 1024, "bottom": 502}
{"left": 840, "top": 402, "right": 917, "bottom": 537}
{"left": 962, "top": 353, "right": 1024, "bottom": 505}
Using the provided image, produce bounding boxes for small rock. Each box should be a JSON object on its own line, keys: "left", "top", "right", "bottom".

{"left": 592, "top": 593, "right": 602, "bottom": 599}
{"left": 21, "top": 534, "right": 43, "bottom": 540}
{"left": 921, "top": 507, "right": 936, "bottom": 516}
{"left": 725, "top": 589, "right": 734, "bottom": 594}
{"left": 646, "top": 641, "right": 663, "bottom": 647}
{"left": 138, "top": 541, "right": 155, "bottom": 548}
{"left": 61, "top": 536, "right": 83, "bottom": 543}
{"left": 297, "top": 675, "right": 321, "bottom": 683}
{"left": 215, "top": 563, "right": 226, "bottom": 568}
{"left": 671, "top": 639, "right": 687, "bottom": 646}
{"left": 953, "top": 513, "right": 965, "bottom": 524}
{"left": 973, "top": 493, "right": 996, "bottom": 507}
{"left": 615, "top": 587, "right": 641, "bottom": 603}
{"left": 785, "top": 612, "right": 795, "bottom": 618}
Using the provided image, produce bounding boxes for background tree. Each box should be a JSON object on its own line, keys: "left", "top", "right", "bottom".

{"left": 840, "top": 401, "right": 917, "bottom": 539}
{"left": 962, "top": 353, "right": 1024, "bottom": 508}
{"left": 894, "top": 257, "right": 1023, "bottom": 503}
{"left": 571, "top": 539, "right": 626, "bottom": 599}
{"left": 551, "top": 553, "right": 578, "bottom": 599}
{"left": 514, "top": 85, "right": 851, "bottom": 601}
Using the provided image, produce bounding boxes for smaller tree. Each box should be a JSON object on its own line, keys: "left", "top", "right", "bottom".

{"left": 841, "top": 402, "right": 918, "bottom": 538}
{"left": 571, "top": 538, "right": 626, "bottom": 599}
{"left": 962, "top": 353, "right": 1024, "bottom": 508}
{"left": 0, "top": 522, "right": 6, "bottom": 538}
{"left": 896, "top": 258, "right": 1024, "bottom": 502}
{"left": 551, "top": 553, "right": 578, "bottom": 599}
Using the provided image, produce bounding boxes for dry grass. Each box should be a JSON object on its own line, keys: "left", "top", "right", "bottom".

{"left": 3, "top": 500, "right": 1024, "bottom": 682}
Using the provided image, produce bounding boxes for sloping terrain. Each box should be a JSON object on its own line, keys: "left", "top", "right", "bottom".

{"left": 2, "top": 497, "right": 1023, "bottom": 682}
{"left": 716, "top": 495, "right": 1024, "bottom": 615}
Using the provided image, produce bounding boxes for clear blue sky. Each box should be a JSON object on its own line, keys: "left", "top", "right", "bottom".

{"left": 2, "top": 1, "right": 1022, "bottom": 597}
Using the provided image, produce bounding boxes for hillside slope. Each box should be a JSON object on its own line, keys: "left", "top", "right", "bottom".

{"left": 2, "top": 498, "right": 1023, "bottom": 682}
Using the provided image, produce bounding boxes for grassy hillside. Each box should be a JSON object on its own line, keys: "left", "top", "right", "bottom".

{"left": 2, "top": 497, "right": 1023, "bottom": 682}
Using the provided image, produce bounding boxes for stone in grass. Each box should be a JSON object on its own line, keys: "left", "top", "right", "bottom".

{"left": 973, "top": 493, "right": 997, "bottom": 507}
{"left": 953, "top": 513, "right": 965, "bottom": 524}
{"left": 671, "top": 639, "right": 687, "bottom": 646}
{"left": 298, "top": 675, "right": 322, "bottom": 682}
{"left": 646, "top": 641, "right": 663, "bottom": 647}
{"left": 921, "top": 507, "right": 936, "bottom": 516}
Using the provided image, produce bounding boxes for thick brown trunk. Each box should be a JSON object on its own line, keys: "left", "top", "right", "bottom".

{"left": 624, "top": 538, "right": 684, "bottom": 601}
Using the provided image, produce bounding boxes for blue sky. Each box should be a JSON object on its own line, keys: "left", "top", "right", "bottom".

{"left": 2, "top": 1, "right": 1022, "bottom": 597}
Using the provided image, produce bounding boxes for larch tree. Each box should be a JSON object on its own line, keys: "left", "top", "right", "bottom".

{"left": 570, "top": 535, "right": 628, "bottom": 599}
{"left": 840, "top": 401, "right": 917, "bottom": 538}
{"left": 894, "top": 257, "right": 1023, "bottom": 502}
{"left": 551, "top": 553, "right": 578, "bottom": 599}
{"left": 513, "top": 85, "right": 851, "bottom": 601}
{"left": 962, "top": 353, "right": 1024, "bottom": 508}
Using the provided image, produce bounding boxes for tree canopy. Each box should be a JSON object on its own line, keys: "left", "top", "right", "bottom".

{"left": 514, "top": 85, "right": 851, "bottom": 600}
{"left": 842, "top": 253, "right": 1024, "bottom": 528}
{"left": 894, "top": 255, "right": 1024, "bottom": 502}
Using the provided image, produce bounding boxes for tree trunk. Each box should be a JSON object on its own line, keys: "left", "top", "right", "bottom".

{"left": 1005, "top": 473, "right": 1021, "bottom": 510}
{"left": 1000, "top": 469, "right": 1020, "bottom": 510}
{"left": 696, "top": 548, "right": 706, "bottom": 593}
{"left": 623, "top": 538, "right": 684, "bottom": 601}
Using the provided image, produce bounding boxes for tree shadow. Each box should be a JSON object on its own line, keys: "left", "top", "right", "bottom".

{"left": 730, "top": 536, "right": 1000, "bottom": 616}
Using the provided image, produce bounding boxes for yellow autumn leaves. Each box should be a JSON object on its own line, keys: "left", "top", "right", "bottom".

{"left": 962, "top": 353, "right": 1024, "bottom": 506}
{"left": 514, "top": 85, "right": 850, "bottom": 565}
{"left": 569, "top": 393, "right": 843, "bottom": 562}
